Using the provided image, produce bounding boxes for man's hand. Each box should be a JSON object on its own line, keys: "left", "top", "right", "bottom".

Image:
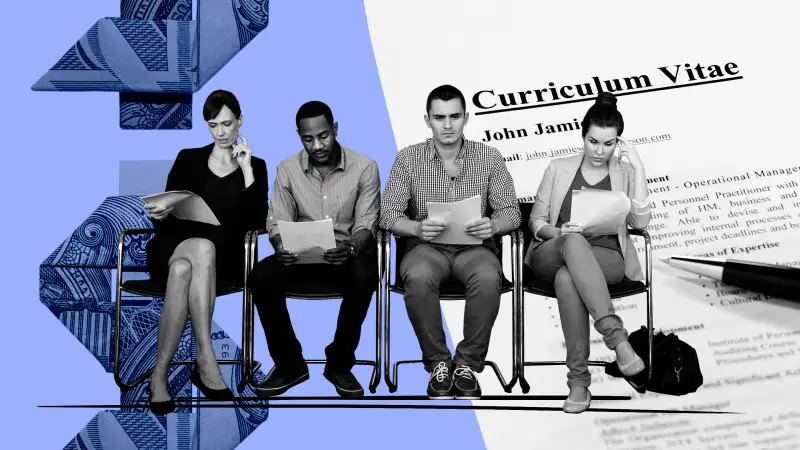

{"left": 323, "top": 243, "right": 351, "bottom": 265}
{"left": 465, "top": 217, "right": 496, "bottom": 240}
{"left": 275, "top": 244, "right": 299, "bottom": 265}
{"left": 417, "top": 219, "right": 447, "bottom": 241}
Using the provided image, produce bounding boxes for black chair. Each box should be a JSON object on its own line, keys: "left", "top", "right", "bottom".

{"left": 243, "top": 233, "right": 383, "bottom": 394}
{"left": 379, "top": 230, "right": 520, "bottom": 393}
{"left": 515, "top": 202, "right": 654, "bottom": 394}
{"left": 113, "top": 228, "right": 263, "bottom": 393}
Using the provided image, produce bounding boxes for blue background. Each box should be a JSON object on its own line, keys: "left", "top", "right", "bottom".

{"left": 0, "top": 0, "right": 489, "bottom": 448}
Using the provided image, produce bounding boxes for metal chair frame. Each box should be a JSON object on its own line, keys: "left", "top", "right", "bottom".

{"left": 113, "top": 228, "right": 262, "bottom": 393}
{"left": 514, "top": 224, "right": 654, "bottom": 394}
{"left": 240, "top": 232, "right": 384, "bottom": 394}
{"left": 379, "top": 230, "right": 520, "bottom": 394}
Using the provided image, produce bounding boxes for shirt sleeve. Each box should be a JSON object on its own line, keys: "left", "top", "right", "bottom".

{"left": 530, "top": 161, "right": 556, "bottom": 241}
{"left": 351, "top": 160, "right": 381, "bottom": 237}
{"left": 378, "top": 150, "right": 412, "bottom": 230}
{"left": 240, "top": 158, "right": 269, "bottom": 231}
{"left": 266, "top": 163, "right": 297, "bottom": 239}
{"left": 164, "top": 149, "right": 189, "bottom": 192}
{"left": 487, "top": 151, "right": 522, "bottom": 229}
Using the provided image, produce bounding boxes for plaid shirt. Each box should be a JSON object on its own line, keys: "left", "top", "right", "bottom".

{"left": 267, "top": 145, "right": 381, "bottom": 243}
{"left": 379, "top": 137, "right": 521, "bottom": 231}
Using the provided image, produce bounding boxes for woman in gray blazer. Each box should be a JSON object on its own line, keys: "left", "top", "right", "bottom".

{"left": 524, "top": 92, "right": 650, "bottom": 413}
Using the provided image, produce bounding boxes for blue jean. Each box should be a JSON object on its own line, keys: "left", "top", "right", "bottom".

{"left": 527, "top": 233, "right": 628, "bottom": 388}
{"left": 399, "top": 242, "right": 503, "bottom": 373}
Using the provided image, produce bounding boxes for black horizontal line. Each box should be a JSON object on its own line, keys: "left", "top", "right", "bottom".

{"left": 474, "top": 77, "right": 744, "bottom": 116}
{"left": 134, "top": 394, "right": 631, "bottom": 402}
{"left": 38, "top": 403, "right": 738, "bottom": 414}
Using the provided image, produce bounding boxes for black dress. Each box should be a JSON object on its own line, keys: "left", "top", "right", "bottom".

{"left": 146, "top": 145, "right": 269, "bottom": 287}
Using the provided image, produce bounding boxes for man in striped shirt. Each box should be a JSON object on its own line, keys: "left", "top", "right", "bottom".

{"left": 380, "top": 85, "right": 521, "bottom": 400}
{"left": 248, "top": 101, "right": 381, "bottom": 398}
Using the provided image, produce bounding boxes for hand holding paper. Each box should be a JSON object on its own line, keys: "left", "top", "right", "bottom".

{"left": 570, "top": 189, "right": 630, "bottom": 236}
{"left": 418, "top": 218, "right": 448, "bottom": 241}
{"left": 426, "top": 195, "right": 483, "bottom": 245}
{"left": 464, "top": 217, "right": 496, "bottom": 241}
{"left": 276, "top": 219, "right": 337, "bottom": 264}
{"left": 141, "top": 190, "right": 220, "bottom": 225}
{"left": 143, "top": 202, "right": 173, "bottom": 221}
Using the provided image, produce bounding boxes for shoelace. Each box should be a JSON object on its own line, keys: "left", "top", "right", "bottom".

{"left": 431, "top": 362, "right": 450, "bottom": 382}
{"left": 454, "top": 366, "right": 476, "bottom": 380}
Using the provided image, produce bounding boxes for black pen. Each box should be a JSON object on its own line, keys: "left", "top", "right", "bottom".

{"left": 660, "top": 256, "right": 800, "bottom": 302}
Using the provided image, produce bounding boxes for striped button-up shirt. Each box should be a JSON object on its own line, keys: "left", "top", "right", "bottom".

{"left": 379, "top": 137, "right": 521, "bottom": 231}
{"left": 266, "top": 145, "right": 381, "bottom": 243}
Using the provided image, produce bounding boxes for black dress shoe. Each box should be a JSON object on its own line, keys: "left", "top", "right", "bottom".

{"left": 323, "top": 368, "right": 364, "bottom": 398}
{"left": 148, "top": 396, "right": 175, "bottom": 415}
{"left": 254, "top": 366, "right": 310, "bottom": 398}
{"left": 453, "top": 365, "right": 481, "bottom": 400}
{"left": 191, "top": 365, "right": 235, "bottom": 400}
{"left": 427, "top": 361, "right": 454, "bottom": 400}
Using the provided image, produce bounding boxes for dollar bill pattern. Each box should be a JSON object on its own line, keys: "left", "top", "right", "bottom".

{"left": 31, "top": 0, "right": 270, "bottom": 130}
{"left": 120, "top": 0, "right": 194, "bottom": 130}
{"left": 40, "top": 196, "right": 269, "bottom": 449}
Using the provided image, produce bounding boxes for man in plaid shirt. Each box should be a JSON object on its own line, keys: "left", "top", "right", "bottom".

{"left": 379, "top": 84, "right": 521, "bottom": 400}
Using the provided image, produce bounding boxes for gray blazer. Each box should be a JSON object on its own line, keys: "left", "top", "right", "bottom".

{"left": 523, "top": 154, "right": 651, "bottom": 281}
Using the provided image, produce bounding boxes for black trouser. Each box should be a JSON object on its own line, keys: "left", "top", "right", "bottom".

{"left": 248, "top": 251, "right": 378, "bottom": 373}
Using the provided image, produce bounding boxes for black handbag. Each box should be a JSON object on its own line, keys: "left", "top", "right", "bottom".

{"left": 605, "top": 326, "right": 703, "bottom": 395}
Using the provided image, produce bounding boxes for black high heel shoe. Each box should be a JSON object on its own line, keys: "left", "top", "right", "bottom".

{"left": 192, "top": 364, "right": 235, "bottom": 400}
{"left": 148, "top": 395, "right": 175, "bottom": 415}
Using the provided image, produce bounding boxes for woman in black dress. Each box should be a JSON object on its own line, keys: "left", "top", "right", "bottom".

{"left": 143, "top": 90, "right": 269, "bottom": 413}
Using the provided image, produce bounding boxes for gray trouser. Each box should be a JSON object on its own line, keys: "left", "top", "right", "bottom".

{"left": 399, "top": 242, "right": 503, "bottom": 373}
{"left": 527, "top": 233, "right": 627, "bottom": 388}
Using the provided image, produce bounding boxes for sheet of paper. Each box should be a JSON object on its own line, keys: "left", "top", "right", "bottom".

{"left": 426, "top": 195, "right": 483, "bottom": 245}
{"left": 365, "top": 1, "right": 800, "bottom": 448}
{"left": 571, "top": 188, "right": 631, "bottom": 235}
{"left": 141, "top": 190, "right": 220, "bottom": 226}
{"left": 276, "top": 219, "right": 337, "bottom": 265}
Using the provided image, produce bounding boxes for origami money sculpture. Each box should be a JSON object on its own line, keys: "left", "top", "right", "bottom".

{"left": 31, "top": 0, "right": 269, "bottom": 130}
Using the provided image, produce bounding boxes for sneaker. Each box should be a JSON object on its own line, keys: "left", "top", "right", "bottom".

{"left": 254, "top": 366, "right": 309, "bottom": 398}
{"left": 323, "top": 368, "right": 364, "bottom": 398}
{"left": 453, "top": 365, "right": 481, "bottom": 400}
{"left": 427, "top": 361, "right": 454, "bottom": 399}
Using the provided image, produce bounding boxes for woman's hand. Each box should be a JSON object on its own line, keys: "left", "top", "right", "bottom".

{"left": 232, "top": 134, "right": 252, "bottom": 170}
{"left": 144, "top": 202, "right": 173, "bottom": 221}
{"left": 560, "top": 222, "right": 583, "bottom": 235}
{"left": 616, "top": 137, "right": 644, "bottom": 171}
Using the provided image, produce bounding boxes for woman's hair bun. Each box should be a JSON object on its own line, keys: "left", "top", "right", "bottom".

{"left": 595, "top": 92, "right": 617, "bottom": 109}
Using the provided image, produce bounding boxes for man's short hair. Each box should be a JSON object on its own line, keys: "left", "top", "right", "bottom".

{"left": 426, "top": 85, "right": 466, "bottom": 113}
{"left": 296, "top": 101, "right": 334, "bottom": 128}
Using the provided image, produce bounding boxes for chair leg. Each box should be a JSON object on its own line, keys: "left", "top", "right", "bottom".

{"left": 518, "top": 293, "right": 531, "bottom": 394}
{"left": 368, "top": 269, "right": 382, "bottom": 393}
{"left": 383, "top": 294, "right": 399, "bottom": 393}
{"left": 238, "top": 230, "right": 262, "bottom": 393}
{"left": 382, "top": 238, "right": 399, "bottom": 393}
{"left": 113, "top": 266, "right": 158, "bottom": 391}
{"left": 113, "top": 282, "right": 149, "bottom": 391}
{"left": 646, "top": 286, "right": 654, "bottom": 386}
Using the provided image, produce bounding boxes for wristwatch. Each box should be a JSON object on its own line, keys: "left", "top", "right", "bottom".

{"left": 344, "top": 242, "right": 358, "bottom": 257}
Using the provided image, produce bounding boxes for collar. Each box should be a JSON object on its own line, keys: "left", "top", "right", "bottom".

{"left": 300, "top": 142, "right": 347, "bottom": 173}
{"left": 426, "top": 136, "right": 469, "bottom": 161}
